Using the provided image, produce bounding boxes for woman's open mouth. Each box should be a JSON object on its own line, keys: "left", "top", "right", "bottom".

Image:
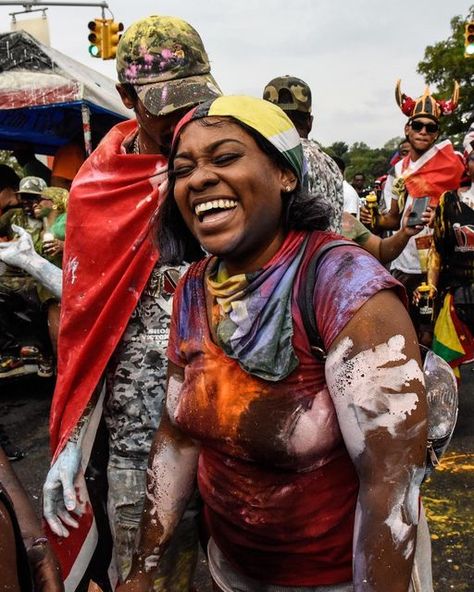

{"left": 194, "top": 199, "right": 238, "bottom": 225}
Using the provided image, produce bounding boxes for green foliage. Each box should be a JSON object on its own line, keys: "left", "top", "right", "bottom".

{"left": 325, "top": 141, "right": 349, "bottom": 159}
{"left": 0, "top": 150, "right": 22, "bottom": 175}
{"left": 417, "top": 9, "right": 474, "bottom": 142}
{"left": 322, "top": 137, "right": 404, "bottom": 187}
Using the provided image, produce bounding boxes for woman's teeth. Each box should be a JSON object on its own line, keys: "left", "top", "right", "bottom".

{"left": 194, "top": 199, "right": 237, "bottom": 216}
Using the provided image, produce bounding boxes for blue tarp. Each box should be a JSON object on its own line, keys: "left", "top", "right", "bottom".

{"left": 0, "top": 31, "right": 130, "bottom": 155}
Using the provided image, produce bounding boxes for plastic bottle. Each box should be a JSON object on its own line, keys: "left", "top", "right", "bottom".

{"left": 365, "top": 192, "right": 378, "bottom": 229}
{"left": 42, "top": 217, "right": 54, "bottom": 244}
{"left": 417, "top": 282, "right": 433, "bottom": 322}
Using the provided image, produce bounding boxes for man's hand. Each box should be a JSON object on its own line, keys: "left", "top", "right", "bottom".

{"left": 359, "top": 206, "right": 373, "bottom": 227}
{"left": 43, "top": 442, "right": 82, "bottom": 538}
{"left": 0, "top": 224, "right": 37, "bottom": 268}
{"left": 413, "top": 283, "right": 437, "bottom": 305}
{"left": 27, "top": 542, "right": 64, "bottom": 592}
{"left": 401, "top": 204, "right": 433, "bottom": 237}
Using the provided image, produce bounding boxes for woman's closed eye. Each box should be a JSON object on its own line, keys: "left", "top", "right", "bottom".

{"left": 171, "top": 163, "right": 194, "bottom": 179}
{"left": 172, "top": 152, "right": 243, "bottom": 179}
{"left": 213, "top": 152, "right": 242, "bottom": 166}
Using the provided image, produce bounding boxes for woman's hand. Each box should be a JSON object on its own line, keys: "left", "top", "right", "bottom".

{"left": 43, "top": 239, "right": 64, "bottom": 258}
{"left": 116, "top": 572, "right": 152, "bottom": 592}
{"left": 27, "top": 542, "right": 64, "bottom": 592}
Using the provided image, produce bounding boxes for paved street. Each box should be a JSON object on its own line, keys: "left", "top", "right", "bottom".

{"left": 0, "top": 365, "right": 473, "bottom": 591}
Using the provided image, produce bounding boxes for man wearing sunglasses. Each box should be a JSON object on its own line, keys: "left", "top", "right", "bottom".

{"left": 361, "top": 82, "right": 464, "bottom": 335}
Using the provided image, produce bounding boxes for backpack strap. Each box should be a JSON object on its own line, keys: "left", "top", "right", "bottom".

{"left": 297, "top": 239, "right": 355, "bottom": 361}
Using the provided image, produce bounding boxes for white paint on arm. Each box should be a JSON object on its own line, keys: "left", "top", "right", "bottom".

{"left": 325, "top": 335, "right": 423, "bottom": 459}
{"left": 325, "top": 334, "right": 427, "bottom": 585}
{"left": 0, "top": 224, "right": 62, "bottom": 298}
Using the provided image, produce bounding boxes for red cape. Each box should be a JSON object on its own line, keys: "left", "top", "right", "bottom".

{"left": 49, "top": 119, "right": 167, "bottom": 458}
{"left": 402, "top": 140, "right": 465, "bottom": 206}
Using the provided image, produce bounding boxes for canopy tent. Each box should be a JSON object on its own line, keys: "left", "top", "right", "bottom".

{"left": 0, "top": 30, "right": 130, "bottom": 155}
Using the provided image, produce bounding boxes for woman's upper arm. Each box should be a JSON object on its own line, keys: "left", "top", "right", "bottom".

{"left": 325, "top": 289, "right": 427, "bottom": 476}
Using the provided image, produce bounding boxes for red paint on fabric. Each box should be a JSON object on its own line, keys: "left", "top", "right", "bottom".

{"left": 168, "top": 230, "right": 404, "bottom": 586}
{"left": 50, "top": 119, "right": 167, "bottom": 457}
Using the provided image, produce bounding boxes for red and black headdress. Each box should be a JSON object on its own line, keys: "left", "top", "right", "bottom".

{"left": 395, "top": 79, "right": 460, "bottom": 122}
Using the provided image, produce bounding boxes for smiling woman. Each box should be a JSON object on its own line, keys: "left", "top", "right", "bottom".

{"left": 119, "top": 96, "right": 431, "bottom": 592}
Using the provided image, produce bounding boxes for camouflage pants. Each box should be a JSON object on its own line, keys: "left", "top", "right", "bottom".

{"left": 107, "top": 465, "right": 200, "bottom": 589}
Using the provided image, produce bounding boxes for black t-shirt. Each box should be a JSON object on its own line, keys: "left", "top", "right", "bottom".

{"left": 434, "top": 190, "right": 474, "bottom": 288}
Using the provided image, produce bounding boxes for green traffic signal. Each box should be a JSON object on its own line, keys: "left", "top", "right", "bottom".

{"left": 88, "top": 44, "right": 100, "bottom": 57}
{"left": 464, "top": 22, "right": 474, "bottom": 58}
{"left": 87, "top": 19, "right": 103, "bottom": 58}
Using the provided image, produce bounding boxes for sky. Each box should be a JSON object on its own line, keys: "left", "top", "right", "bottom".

{"left": 0, "top": 0, "right": 472, "bottom": 148}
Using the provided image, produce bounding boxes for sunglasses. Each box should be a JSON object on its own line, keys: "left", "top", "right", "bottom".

{"left": 410, "top": 120, "right": 439, "bottom": 134}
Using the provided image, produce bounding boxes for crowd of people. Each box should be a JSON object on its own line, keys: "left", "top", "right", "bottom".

{"left": 0, "top": 10, "right": 472, "bottom": 592}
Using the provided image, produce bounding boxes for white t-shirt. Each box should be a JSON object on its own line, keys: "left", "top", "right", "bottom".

{"left": 342, "top": 180, "right": 360, "bottom": 218}
{"left": 390, "top": 159, "right": 433, "bottom": 275}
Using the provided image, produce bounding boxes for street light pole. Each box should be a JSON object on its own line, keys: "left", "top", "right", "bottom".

{"left": 0, "top": 1, "right": 109, "bottom": 8}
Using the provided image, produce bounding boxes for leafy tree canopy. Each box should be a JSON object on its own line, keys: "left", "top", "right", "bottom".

{"left": 417, "top": 8, "right": 474, "bottom": 142}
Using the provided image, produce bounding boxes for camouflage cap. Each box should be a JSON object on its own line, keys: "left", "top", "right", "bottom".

{"left": 263, "top": 76, "right": 312, "bottom": 114}
{"left": 17, "top": 176, "right": 47, "bottom": 196}
{"left": 116, "top": 15, "right": 221, "bottom": 116}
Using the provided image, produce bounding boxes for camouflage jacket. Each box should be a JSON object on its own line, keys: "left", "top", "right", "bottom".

{"left": 302, "top": 139, "right": 344, "bottom": 233}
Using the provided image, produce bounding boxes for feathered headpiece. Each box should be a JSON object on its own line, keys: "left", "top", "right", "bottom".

{"left": 395, "top": 80, "right": 460, "bottom": 122}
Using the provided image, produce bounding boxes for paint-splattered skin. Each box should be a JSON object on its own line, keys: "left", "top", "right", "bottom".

{"left": 122, "top": 364, "right": 199, "bottom": 589}
{"left": 121, "top": 289, "right": 427, "bottom": 591}
{"left": 326, "top": 289, "right": 427, "bottom": 591}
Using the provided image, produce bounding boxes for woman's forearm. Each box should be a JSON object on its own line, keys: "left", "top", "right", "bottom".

{"left": 128, "top": 411, "right": 199, "bottom": 579}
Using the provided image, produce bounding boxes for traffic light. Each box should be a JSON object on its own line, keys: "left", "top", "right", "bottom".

{"left": 464, "top": 21, "right": 474, "bottom": 58}
{"left": 102, "top": 19, "right": 124, "bottom": 60}
{"left": 88, "top": 19, "right": 104, "bottom": 58}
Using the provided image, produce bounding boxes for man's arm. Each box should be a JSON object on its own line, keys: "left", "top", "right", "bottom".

{"left": 325, "top": 290, "right": 427, "bottom": 591}
{"left": 360, "top": 197, "right": 402, "bottom": 231}
{"left": 0, "top": 225, "right": 62, "bottom": 299}
{"left": 353, "top": 205, "right": 430, "bottom": 263}
{"left": 378, "top": 204, "right": 431, "bottom": 263}
{"left": 119, "top": 362, "right": 199, "bottom": 590}
{"left": 426, "top": 246, "right": 441, "bottom": 298}
{"left": 43, "top": 394, "right": 100, "bottom": 538}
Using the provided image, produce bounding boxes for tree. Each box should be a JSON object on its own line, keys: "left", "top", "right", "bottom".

{"left": 417, "top": 8, "right": 474, "bottom": 142}
{"left": 326, "top": 141, "right": 349, "bottom": 159}
{"left": 383, "top": 137, "right": 404, "bottom": 153}
{"left": 0, "top": 150, "right": 21, "bottom": 174}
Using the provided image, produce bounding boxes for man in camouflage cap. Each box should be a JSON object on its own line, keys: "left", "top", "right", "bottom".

{"left": 0, "top": 175, "right": 53, "bottom": 378}
{"left": 43, "top": 14, "right": 221, "bottom": 590}
{"left": 115, "top": 14, "right": 221, "bottom": 156}
{"left": 263, "top": 75, "right": 344, "bottom": 231}
{"left": 116, "top": 15, "right": 220, "bottom": 119}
